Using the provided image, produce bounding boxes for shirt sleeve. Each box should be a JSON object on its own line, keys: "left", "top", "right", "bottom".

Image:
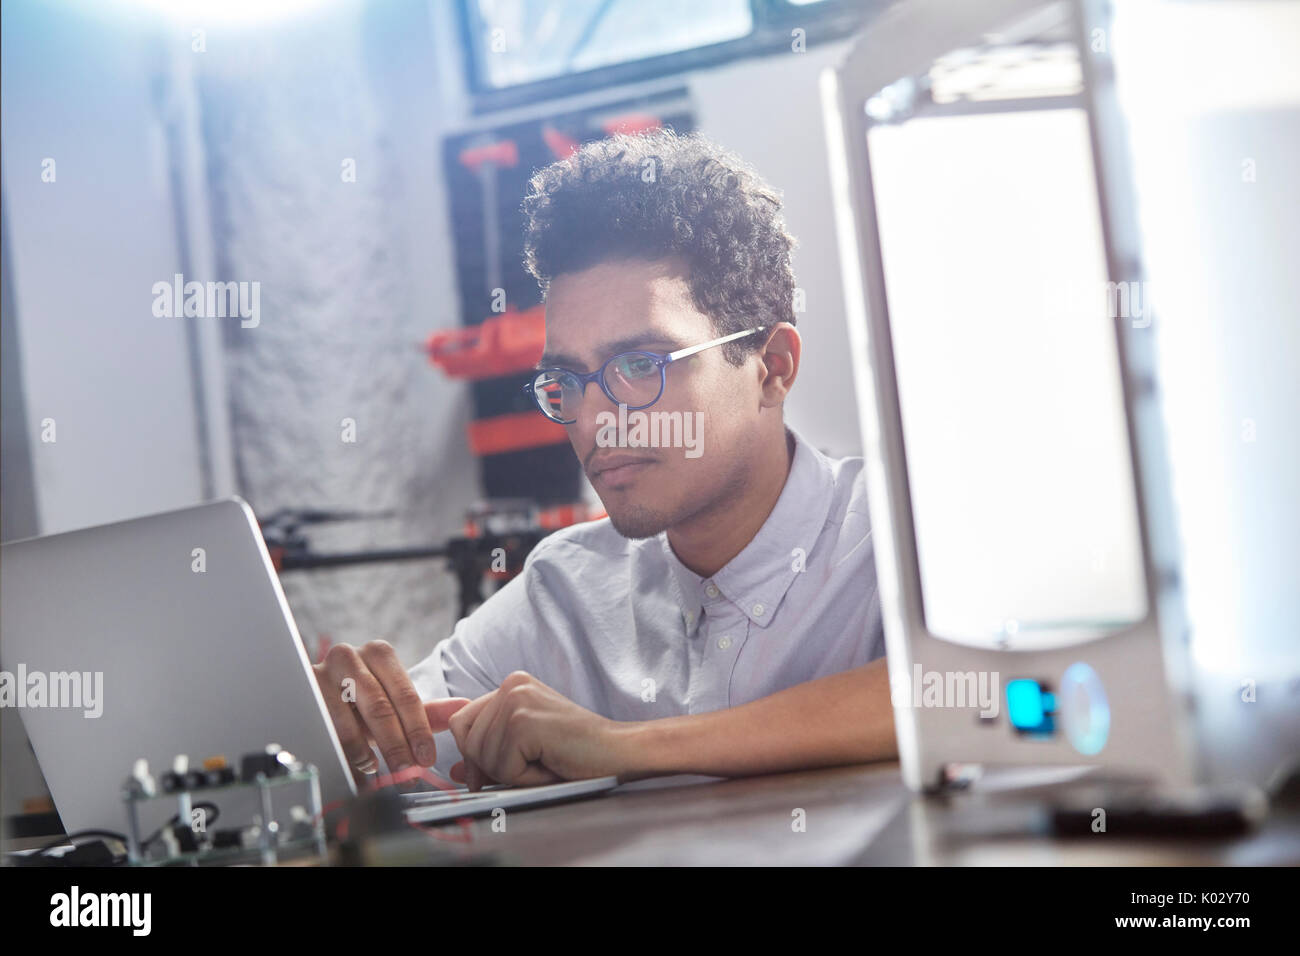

{"left": 406, "top": 540, "right": 554, "bottom": 782}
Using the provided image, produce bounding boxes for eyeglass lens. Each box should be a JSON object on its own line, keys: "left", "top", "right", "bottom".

{"left": 532, "top": 352, "right": 662, "bottom": 422}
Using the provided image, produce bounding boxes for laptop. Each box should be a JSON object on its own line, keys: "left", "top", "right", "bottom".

{"left": 1, "top": 497, "right": 616, "bottom": 842}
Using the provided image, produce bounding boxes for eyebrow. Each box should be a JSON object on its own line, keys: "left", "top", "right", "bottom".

{"left": 537, "top": 334, "right": 686, "bottom": 371}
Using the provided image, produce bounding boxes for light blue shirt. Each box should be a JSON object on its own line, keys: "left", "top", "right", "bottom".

{"left": 409, "top": 427, "right": 885, "bottom": 780}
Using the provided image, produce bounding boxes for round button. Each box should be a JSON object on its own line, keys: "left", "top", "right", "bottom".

{"left": 717, "top": 636, "right": 732, "bottom": 650}
{"left": 705, "top": 583, "right": 720, "bottom": 598}
{"left": 1060, "top": 662, "right": 1110, "bottom": 756}
{"left": 752, "top": 603, "right": 765, "bottom": 617}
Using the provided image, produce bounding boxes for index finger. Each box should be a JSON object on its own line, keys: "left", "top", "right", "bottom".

{"left": 359, "top": 641, "right": 437, "bottom": 767}
{"left": 446, "top": 689, "right": 497, "bottom": 747}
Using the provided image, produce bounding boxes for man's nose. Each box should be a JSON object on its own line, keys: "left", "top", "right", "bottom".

{"left": 577, "top": 379, "right": 621, "bottom": 429}
{"left": 570, "top": 378, "right": 619, "bottom": 443}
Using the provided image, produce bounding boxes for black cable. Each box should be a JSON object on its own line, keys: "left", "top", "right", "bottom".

{"left": 140, "top": 801, "right": 221, "bottom": 852}
{"left": 34, "top": 828, "right": 127, "bottom": 857}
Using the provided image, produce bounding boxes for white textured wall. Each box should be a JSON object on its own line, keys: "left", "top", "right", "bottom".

{"left": 0, "top": 0, "right": 206, "bottom": 535}
{"left": 191, "top": 0, "right": 478, "bottom": 666}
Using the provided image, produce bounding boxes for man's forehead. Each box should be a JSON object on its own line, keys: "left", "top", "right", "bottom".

{"left": 541, "top": 261, "right": 708, "bottom": 366}
{"left": 547, "top": 259, "right": 691, "bottom": 315}
{"left": 538, "top": 323, "right": 686, "bottom": 369}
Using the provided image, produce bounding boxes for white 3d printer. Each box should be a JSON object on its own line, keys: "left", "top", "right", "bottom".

{"left": 822, "top": 0, "right": 1300, "bottom": 802}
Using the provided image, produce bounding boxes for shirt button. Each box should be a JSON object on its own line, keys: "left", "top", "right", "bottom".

{"left": 705, "top": 583, "right": 720, "bottom": 598}
{"left": 752, "top": 603, "right": 765, "bottom": 617}
{"left": 717, "top": 636, "right": 732, "bottom": 650}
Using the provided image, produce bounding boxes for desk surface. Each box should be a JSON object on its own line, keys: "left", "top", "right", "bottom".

{"left": 9, "top": 763, "right": 1296, "bottom": 866}
{"left": 422, "top": 763, "right": 1300, "bottom": 866}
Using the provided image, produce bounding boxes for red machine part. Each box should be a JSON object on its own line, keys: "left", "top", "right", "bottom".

{"left": 462, "top": 502, "right": 606, "bottom": 541}
{"left": 542, "top": 125, "right": 582, "bottom": 160}
{"left": 457, "top": 138, "right": 519, "bottom": 172}
{"left": 537, "top": 502, "right": 606, "bottom": 529}
{"left": 466, "top": 412, "right": 566, "bottom": 456}
{"left": 424, "top": 305, "right": 546, "bottom": 380}
{"left": 425, "top": 306, "right": 569, "bottom": 455}
{"left": 601, "top": 113, "right": 663, "bottom": 137}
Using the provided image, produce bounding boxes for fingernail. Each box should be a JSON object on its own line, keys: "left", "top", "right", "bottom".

{"left": 416, "top": 743, "right": 436, "bottom": 766}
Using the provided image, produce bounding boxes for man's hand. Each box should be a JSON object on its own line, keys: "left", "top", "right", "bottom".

{"left": 447, "top": 672, "right": 637, "bottom": 790}
{"left": 312, "top": 640, "right": 469, "bottom": 784}
{"left": 450, "top": 660, "right": 897, "bottom": 787}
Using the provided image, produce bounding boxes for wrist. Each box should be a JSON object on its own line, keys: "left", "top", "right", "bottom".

{"left": 609, "top": 717, "right": 680, "bottom": 781}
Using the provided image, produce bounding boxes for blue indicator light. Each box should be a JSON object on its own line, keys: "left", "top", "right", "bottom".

{"left": 1006, "top": 679, "right": 1046, "bottom": 730}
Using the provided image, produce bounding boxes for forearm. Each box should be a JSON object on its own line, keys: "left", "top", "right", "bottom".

{"left": 619, "top": 657, "right": 897, "bottom": 779}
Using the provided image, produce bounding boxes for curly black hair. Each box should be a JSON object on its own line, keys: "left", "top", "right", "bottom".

{"left": 522, "top": 128, "right": 797, "bottom": 365}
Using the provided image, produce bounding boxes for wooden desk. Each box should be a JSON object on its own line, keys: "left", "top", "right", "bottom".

{"left": 421, "top": 763, "right": 1300, "bottom": 866}
{"left": 10, "top": 763, "right": 1295, "bottom": 866}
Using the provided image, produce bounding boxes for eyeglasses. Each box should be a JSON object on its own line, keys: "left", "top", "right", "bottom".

{"left": 524, "top": 326, "right": 768, "bottom": 425}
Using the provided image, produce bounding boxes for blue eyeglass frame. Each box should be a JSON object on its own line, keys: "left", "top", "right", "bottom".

{"left": 523, "top": 326, "right": 768, "bottom": 424}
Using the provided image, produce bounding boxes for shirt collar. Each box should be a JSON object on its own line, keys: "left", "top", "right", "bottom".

{"left": 661, "top": 427, "right": 835, "bottom": 629}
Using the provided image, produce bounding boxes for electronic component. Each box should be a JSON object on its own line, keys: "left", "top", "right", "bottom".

{"left": 1005, "top": 679, "right": 1057, "bottom": 736}
{"left": 202, "top": 755, "right": 237, "bottom": 787}
{"left": 121, "top": 744, "right": 324, "bottom": 866}
{"left": 240, "top": 743, "right": 300, "bottom": 782}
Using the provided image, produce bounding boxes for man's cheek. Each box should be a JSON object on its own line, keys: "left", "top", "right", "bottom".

{"left": 653, "top": 460, "right": 694, "bottom": 500}
{"left": 566, "top": 427, "right": 590, "bottom": 461}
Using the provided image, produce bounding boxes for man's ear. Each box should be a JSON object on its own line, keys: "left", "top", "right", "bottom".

{"left": 757, "top": 323, "right": 801, "bottom": 407}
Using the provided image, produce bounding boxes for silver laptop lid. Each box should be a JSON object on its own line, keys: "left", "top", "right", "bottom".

{"left": 1, "top": 497, "right": 356, "bottom": 836}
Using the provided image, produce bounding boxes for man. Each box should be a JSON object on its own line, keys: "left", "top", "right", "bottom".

{"left": 314, "top": 129, "right": 896, "bottom": 790}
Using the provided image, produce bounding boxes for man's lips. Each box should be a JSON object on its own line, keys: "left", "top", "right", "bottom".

{"left": 587, "top": 454, "right": 657, "bottom": 486}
